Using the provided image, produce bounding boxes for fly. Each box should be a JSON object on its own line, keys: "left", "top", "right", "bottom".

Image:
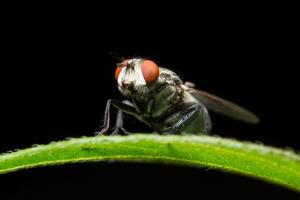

{"left": 97, "top": 58, "right": 259, "bottom": 135}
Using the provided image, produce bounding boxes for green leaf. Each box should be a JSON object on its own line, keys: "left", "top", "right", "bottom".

{"left": 0, "top": 134, "right": 300, "bottom": 192}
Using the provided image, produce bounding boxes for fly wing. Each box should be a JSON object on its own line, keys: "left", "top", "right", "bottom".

{"left": 187, "top": 88, "right": 259, "bottom": 124}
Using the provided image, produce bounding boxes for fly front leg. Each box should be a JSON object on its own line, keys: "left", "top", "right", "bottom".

{"left": 96, "top": 99, "right": 138, "bottom": 136}
{"left": 110, "top": 100, "right": 135, "bottom": 136}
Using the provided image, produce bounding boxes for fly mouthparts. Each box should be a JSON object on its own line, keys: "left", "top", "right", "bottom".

{"left": 122, "top": 81, "right": 134, "bottom": 90}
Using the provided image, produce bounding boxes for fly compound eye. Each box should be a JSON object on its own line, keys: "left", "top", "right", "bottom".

{"left": 115, "top": 66, "right": 123, "bottom": 80}
{"left": 141, "top": 60, "right": 159, "bottom": 84}
{"left": 115, "top": 60, "right": 128, "bottom": 80}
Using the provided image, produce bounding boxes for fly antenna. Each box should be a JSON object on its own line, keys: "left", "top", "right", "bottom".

{"left": 108, "top": 51, "right": 126, "bottom": 62}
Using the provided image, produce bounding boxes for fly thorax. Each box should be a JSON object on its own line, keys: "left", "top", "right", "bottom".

{"left": 141, "top": 82, "right": 184, "bottom": 119}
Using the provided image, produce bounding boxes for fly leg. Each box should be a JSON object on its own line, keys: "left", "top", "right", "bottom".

{"left": 167, "top": 104, "right": 211, "bottom": 134}
{"left": 110, "top": 100, "right": 134, "bottom": 136}
{"left": 96, "top": 99, "right": 137, "bottom": 136}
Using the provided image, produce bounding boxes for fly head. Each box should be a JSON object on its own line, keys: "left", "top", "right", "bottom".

{"left": 115, "top": 58, "right": 160, "bottom": 97}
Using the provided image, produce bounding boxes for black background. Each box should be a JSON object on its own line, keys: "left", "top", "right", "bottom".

{"left": 1, "top": 6, "right": 299, "bottom": 199}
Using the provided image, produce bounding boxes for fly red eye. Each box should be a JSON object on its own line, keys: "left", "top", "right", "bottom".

{"left": 115, "top": 60, "right": 128, "bottom": 80}
{"left": 115, "top": 66, "right": 123, "bottom": 80}
{"left": 141, "top": 60, "right": 159, "bottom": 84}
